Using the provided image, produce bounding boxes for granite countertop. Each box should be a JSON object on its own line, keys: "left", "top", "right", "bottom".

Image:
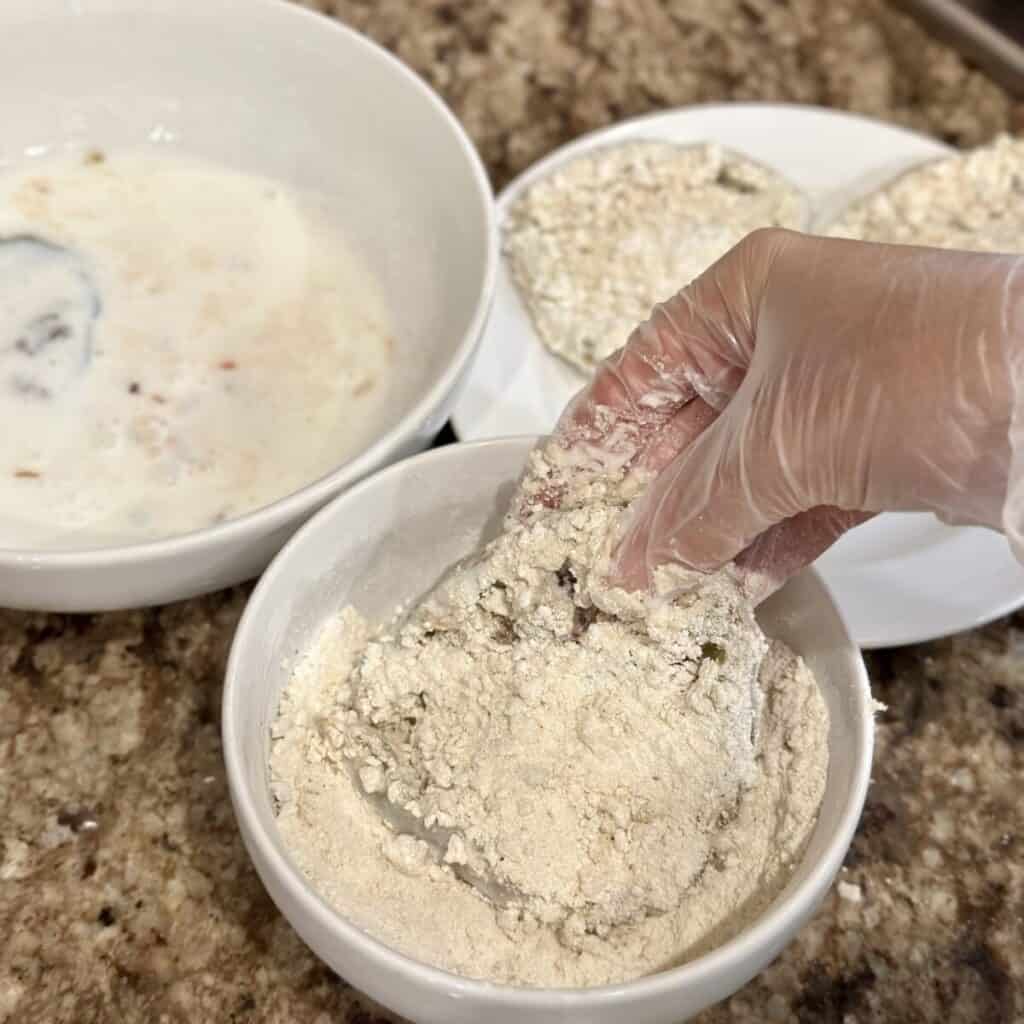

{"left": 2, "top": 2, "right": 1023, "bottom": 1021}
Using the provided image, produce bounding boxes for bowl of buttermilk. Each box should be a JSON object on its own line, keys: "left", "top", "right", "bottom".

{"left": 0, "top": 0, "right": 496, "bottom": 610}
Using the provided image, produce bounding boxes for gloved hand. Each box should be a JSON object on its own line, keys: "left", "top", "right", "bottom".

{"left": 546, "top": 228, "right": 1022, "bottom": 601}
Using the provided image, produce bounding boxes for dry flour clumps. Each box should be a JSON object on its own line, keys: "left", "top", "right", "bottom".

{"left": 503, "top": 141, "right": 807, "bottom": 371}
{"left": 826, "top": 133, "right": 1024, "bottom": 250}
{"left": 271, "top": 441, "right": 830, "bottom": 986}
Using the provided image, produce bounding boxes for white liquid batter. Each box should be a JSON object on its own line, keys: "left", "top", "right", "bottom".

{"left": 0, "top": 150, "right": 394, "bottom": 548}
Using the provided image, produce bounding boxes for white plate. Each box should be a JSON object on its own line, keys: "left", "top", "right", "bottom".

{"left": 452, "top": 103, "right": 1024, "bottom": 648}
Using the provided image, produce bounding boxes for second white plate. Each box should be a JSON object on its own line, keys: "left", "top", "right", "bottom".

{"left": 452, "top": 103, "right": 1024, "bottom": 648}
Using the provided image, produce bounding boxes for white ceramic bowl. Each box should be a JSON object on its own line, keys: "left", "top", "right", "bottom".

{"left": 223, "top": 437, "right": 874, "bottom": 1024}
{"left": 0, "top": 0, "right": 496, "bottom": 611}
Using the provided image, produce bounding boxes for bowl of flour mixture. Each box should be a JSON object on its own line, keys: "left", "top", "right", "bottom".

{"left": 224, "top": 437, "right": 874, "bottom": 1024}
{"left": 0, "top": 0, "right": 495, "bottom": 610}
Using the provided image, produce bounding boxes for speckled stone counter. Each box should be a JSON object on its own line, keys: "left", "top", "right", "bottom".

{"left": 2, "top": 2, "right": 1023, "bottom": 1022}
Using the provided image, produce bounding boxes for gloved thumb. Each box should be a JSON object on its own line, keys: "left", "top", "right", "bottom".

{"left": 610, "top": 406, "right": 867, "bottom": 598}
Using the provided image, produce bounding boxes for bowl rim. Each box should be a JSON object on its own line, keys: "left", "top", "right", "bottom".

{"left": 223, "top": 435, "right": 875, "bottom": 1009}
{"left": 0, "top": 0, "right": 498, "bottom": 567}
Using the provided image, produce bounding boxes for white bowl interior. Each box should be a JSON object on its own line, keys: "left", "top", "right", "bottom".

{"left": 0, "top": 0, "right": 495, "bottom": 610}
{"left": 224, "top": 437, "right": 873, "bottom": 1024}
{"left": 0, "top": 0, "right": 491, "bottom": 517}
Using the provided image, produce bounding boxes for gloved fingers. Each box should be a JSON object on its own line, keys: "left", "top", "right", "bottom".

{"left": 551, "top": 304, "right": 703, "bottom": 462}
{"left": 553, "top": 256, "right": 759, "bottom": 452}
{"left": 733, "top": 506, "right": 874, "bottom": 605}
{"left": 511, "top": 390, "right": 721, "bottom": 525}
{"left": 632, "top": 396, "right": 719, "bottom": 478}
{"left": 520, "top": 237, "right": 775, "bottom": 525}
{"left": 608, "top": 404, "right": 805, "bottom": 591}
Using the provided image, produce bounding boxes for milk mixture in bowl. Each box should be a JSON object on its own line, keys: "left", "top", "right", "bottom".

{"left": 0, "top": 150, "right": 393, "bottom": 549}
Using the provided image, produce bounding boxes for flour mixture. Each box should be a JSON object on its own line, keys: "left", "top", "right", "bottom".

{"left": 826, "top": 133, "right": 1024, "bottom": 250}
{"left": 503, "top": 141, "right": 807, "bottom": 371}
{"left": 271, "top": 440, "right": 829, "bottom": 987}
{"left": 0, "top": 149, "right": 393, "bottom": 547}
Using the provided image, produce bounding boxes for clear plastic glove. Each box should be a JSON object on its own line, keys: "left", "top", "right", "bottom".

{"left": 546, "top": 228, "right": 1022, "bottom": 601}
